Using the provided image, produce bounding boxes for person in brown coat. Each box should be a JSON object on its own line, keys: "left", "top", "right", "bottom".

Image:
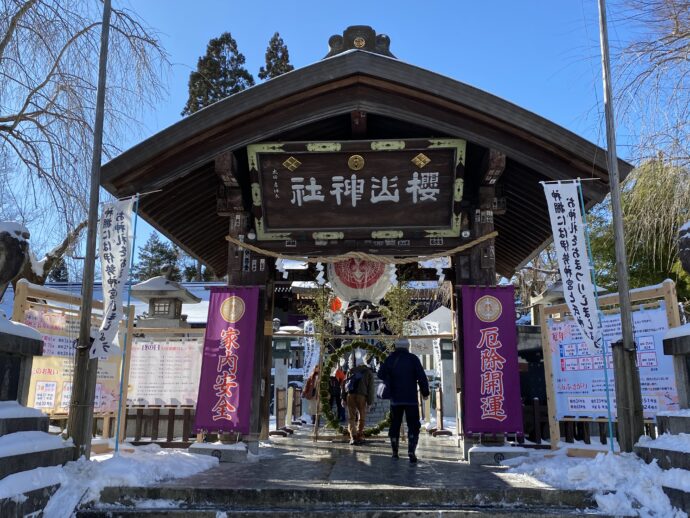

{"left": 343, "top": 352, "right": 375, "bottom": 445}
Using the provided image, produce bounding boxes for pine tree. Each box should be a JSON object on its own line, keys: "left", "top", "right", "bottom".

{"left": 131, "top": 233, "right": 182, "bottom": 282}
{"left": 258, "top": 32, "right": 294, "bottom": 81}
{"left": 182, "top": 32, "right": 255, "bottom": 116}
{"left": 48, "top": 258, "right": 69, "bottom": 283}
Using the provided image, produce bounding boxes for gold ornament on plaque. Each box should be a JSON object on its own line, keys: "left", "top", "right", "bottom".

{"left": 474, "top": 295, "right": 502, "bottom": 323}
{"left": 220, "top": 296, "right": 246, "bottom": 323}
{"left": 411, "top": 153, "right": 431, "bottom": 168}
{"left": 282, "top": 156, "right": 302, "bottom": 171}
{"left": 353, "top": 37, "right": 366, "bottom": 48}
{"left": 348, "top": 154, "right": 365, "bottom": 171}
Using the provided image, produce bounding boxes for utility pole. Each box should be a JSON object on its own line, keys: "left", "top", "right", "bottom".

{"left": 597, "top": 0, "right": 644, "bottom": 452}
{"left": 68, "top": 0, "right": 112, "bottom": 460}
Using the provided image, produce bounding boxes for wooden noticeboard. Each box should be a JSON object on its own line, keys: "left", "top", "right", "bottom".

{"left": 247, "top": 138, "right": 466, "bottom": 242}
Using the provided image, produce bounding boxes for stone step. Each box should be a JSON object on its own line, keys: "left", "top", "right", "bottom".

{"left": 663, "top": 486, "right": 690, "bottom": 515}
{"left": 0, "top": 483, "right": 60, "bottom": 518}
{"left": 77, "top": 505, "right": 609, "bottom": 517}
{"left": 657, "top": 414, "right": 690, "bottom": 435}
{"left": 81, "top": 486, "right": 600, "bottom": 517}
{"left": 0, "top": 446, "right": 74, "bottom": 479}
{"left": 0, "top": 415, "right": 48, "bottom": 437}
{"left": 634, "top": 444, "right": 690, "bottom": 471}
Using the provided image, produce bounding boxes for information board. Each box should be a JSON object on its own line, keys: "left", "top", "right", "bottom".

{"left": 127, "top": 337, "right": 203, "bottom": 406}
{"left": 547, "top": 304, "right": 678, "bottom": 419}
{"left": 23, "top": 307, "right": 121, "bottom": 414}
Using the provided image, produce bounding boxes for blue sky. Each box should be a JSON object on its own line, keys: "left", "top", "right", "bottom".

{"left": 119, "top": 0, "right": 633, "bottom": 261}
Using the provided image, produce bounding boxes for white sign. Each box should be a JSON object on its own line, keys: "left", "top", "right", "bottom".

{"left": 91, "top": 199, "right": 134, "bottom": 359}
{"left": 547, "top": 304, "right": 679, "bottom": 419}
{"left": 127, "top": 337, "right": 204, "bottom": 406}
{"left": 542, "top": 182, "right": 601, "bottom": 349}
{"left": 302, "top": 320, "right": 321, "bottom": 380}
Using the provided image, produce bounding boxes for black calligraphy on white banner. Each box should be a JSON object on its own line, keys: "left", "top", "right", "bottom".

{"left": 542, "top": 182, "right": 602, "bottom": 349}
{"left": 90, "top": 199, "right": 134, "bottom": 359}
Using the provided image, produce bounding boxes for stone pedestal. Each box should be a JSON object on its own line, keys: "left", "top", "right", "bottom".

{"left": 662, "top": 329, "right": 690, "bottom": 408}
{"left": 0, "top": 329, "right": 43, "bottom": 405}
{"left": 440, "top": 358, "right": 456, "bottom": 418}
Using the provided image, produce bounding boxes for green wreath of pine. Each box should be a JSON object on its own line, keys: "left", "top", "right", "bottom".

{"left": 319, "top": 340, "right": 391, "bottom": 436}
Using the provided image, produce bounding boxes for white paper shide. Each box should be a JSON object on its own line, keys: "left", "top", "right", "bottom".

{"left": 90, "top": 199, "right": 134, "bottom": 359}
{"left": 542, "top": 182, "right": 601, "bottom": 349}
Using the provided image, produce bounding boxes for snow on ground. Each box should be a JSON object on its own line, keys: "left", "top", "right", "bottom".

{"left": 0, "top": 443, "right": 217, "bottom": 517}
{"left": 503, "top": 445, "right": 690, "bottom": 517}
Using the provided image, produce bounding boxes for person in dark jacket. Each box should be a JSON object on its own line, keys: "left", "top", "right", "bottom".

{"left": 377, "top": 338, "right": 430, "bottom": 463}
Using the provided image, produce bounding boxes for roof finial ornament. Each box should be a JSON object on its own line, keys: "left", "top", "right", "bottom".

{"left": 324, "top": 26, "right": 395, "bottom": 59}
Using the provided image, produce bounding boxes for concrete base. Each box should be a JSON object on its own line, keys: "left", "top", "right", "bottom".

{"left": 188, "top": 443, "right": 248, "bottom": 463}
{"left": 0, "top": 483, "right": 60, "bottom": 517}
{"left": 634, "top": 445, "right": 690, "bottom": 471}
{"left": 467, "top": 446, "right": 531, "bottom": 466}
{"left": 663, "top": 486, "right": 690, "bottom": 514}
{"left": 657, "top": 414, "right": 690, "bottom": 435}
{"left": 0, "top": 445, "right": 74, "bottom": 479}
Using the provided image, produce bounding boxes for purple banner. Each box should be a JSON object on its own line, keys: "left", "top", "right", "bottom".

{"left": 462, "top": 286, "right": 523, "bottom": 435}
{"left": 194, "top": 287, "right": 259, "bottom": 434}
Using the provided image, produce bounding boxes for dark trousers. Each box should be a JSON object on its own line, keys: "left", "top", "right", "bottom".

{"left": 389, "top": 404, "right": 421, "bottom": 451}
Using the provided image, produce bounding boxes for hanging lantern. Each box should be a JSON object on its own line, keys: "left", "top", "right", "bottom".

{"left": 330, "top": 297, "right": 343, "bottom": 312}
{"left": 328, "top": 259, "right": 394, "bottom": 303}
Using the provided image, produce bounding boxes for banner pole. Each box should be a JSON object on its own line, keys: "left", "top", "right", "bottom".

{"left": 576, "top": 180, "right": 615, "bottom": 453}
{"left": 114, "top": 194, "right": 140, "bottom": 454}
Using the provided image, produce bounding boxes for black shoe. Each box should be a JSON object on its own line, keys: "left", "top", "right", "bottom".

{"left": 409, "top": 453, "right": 418, "bottom": 463}
{"left": 392, "top": 451, "right": 399, "bottom": 459}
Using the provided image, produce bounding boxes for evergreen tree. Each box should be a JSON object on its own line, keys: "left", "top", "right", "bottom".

{"left": 48, "top": 258, "right": 69, "bottom": 283}
{"left": 131, "top": 233, "right": 182, "bottom": 282}
{"left": 182, "top": 32, "right": 254, "bottom": 116}
{"left": 182, "top": 263, "right": 214, "bottom": 282}
{"left": 258, "top": 32, "right": 294, "bottom": 81}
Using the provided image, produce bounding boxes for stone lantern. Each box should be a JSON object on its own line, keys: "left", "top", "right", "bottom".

{"left": 131, "top": 276, "right": 201, "bottom": 329}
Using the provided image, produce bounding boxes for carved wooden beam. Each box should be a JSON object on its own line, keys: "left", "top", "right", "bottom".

{"left": 215, "top": 151, "right": 244, "bottom": 215}
{"left": 480, "top": 149, "right": 506, "bottom": 185}
{"left": 351, "top": 110, "right": 367, "bottom": 138}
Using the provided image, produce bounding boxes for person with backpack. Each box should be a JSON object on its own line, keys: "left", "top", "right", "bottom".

{"left": 344, "top": 351, "right": 375, "bottom": 445}
{"left": 377, "top": 338, "right": 430, "bottom": 463}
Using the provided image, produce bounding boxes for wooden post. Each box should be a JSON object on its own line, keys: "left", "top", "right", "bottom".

{"left": 117, "top": 306, "right": 135, "bottom": 446}
{"left": 260, "top": 276, "right": 275, "bottom": 440}
{"left": 166, "top": 408, "right": 175, "bottom": 442}
{"left": 248, "top": 288, "right": 266, "bottom": 455}
{"left": 539, "top": 304, "right": 561, "bottom": 449}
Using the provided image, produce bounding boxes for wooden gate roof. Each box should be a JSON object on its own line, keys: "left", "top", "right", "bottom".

{"left": 101, "top": 49, "right": 632, "bottom": 277}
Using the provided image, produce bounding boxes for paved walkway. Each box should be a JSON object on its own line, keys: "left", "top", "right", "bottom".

{"left": 163, "top": 426, "right": 550, "bottom": 492}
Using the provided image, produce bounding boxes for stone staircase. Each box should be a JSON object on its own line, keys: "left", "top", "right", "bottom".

{"left": 0, "top": 401, "right": 74, "bottom": 517}
{"left": 634, "top": 412, "right": 690, "bottom": 513}
{"left": 77, "top": 486, "right": 608, "bottom": 517}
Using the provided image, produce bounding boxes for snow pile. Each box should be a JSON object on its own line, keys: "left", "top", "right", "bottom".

{"left": 504, "top": 448, "right": 690, "bottom": 517}
{"left": 0, "top": 312, "right": 41, "bottom": 340}
{"left": 0, "top": 431, "right": 70, "bottom": 458}
{"left": 665, "top": 323, "right": 690, "bottom": 340}
{"left": 0, "top": 222, "right": 29, "bottom": 241}
{"left": 0, "top": 443, "right": 217, "bottom": 517}
{"left": 658, "top": 409, "right": 690, "bottom": 418}
{"left": 638, "top": 433, "right": 690, "bottom": 453}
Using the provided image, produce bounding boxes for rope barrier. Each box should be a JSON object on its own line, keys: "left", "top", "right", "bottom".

{"left": 224, "top": 231, "right": 498, "bottom": 264}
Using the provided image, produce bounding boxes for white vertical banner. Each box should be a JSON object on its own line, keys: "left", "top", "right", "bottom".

{"left": 542, "top": 181, "right": 601, "bottom": 349}
{"left": 90, "top": 199, "right": 134, "bottom": 359}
